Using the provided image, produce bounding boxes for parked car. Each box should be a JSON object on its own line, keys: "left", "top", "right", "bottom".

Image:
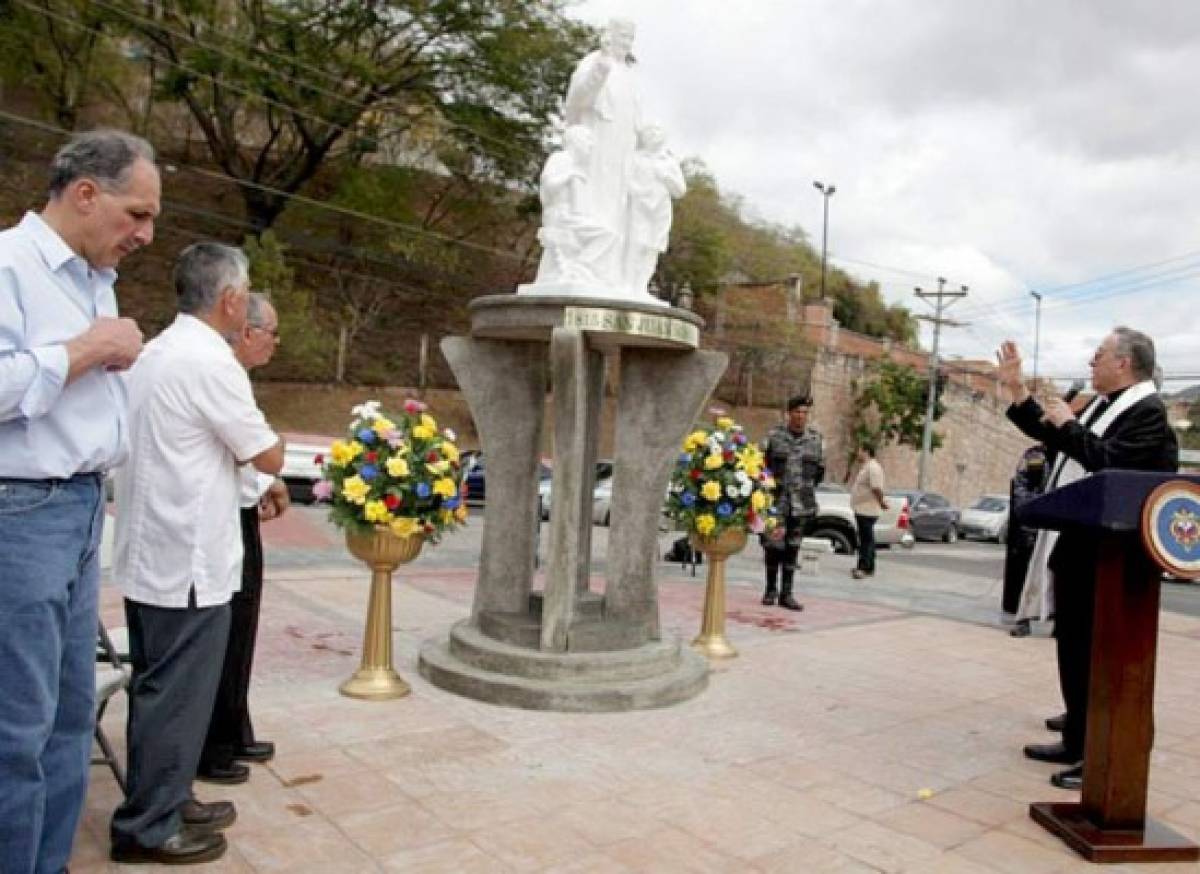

{"left": 280, "top": 441, "right": 329, "bottom": 504}
{"left": 542, "top": 460, "right": 614, "bottom": 520}
{"left": 464, "top": 453, "right": 552, "bottom": 505}
{"left": 891, "top": 489, "right": 961, "bottom": 542}
{"left": 808, "top": 484, "right": 914, "bottom": 554}
{"left": 958, "top": 494, "right": 1010, "bottom": 543}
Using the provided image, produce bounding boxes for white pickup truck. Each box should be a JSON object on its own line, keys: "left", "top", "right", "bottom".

{"left": 810, "top": 484, "right": 914, "bottom": 554}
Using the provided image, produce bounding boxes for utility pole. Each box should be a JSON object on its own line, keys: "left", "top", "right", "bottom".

{"left": 813, "top": 181, "right": 836, "bottom": 299}
{"left": 914, "top": 278, "right": 968, "bottom": 490}
{"left": 1030, "top": 290, "right": 1043, "bottom": 387}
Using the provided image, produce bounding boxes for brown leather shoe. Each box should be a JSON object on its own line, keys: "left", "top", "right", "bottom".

{"left": 110, "top": 827, "right": 227, "bottom": 865}
{"left": 180, "top": 798, "right": 236, "bottom": 832}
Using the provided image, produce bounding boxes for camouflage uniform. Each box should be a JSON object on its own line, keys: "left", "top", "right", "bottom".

{"left": 761, "top": 424, "right": 825, "bottom": 605}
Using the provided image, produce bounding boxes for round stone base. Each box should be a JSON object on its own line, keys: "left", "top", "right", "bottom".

{"left": 418, "top": 620, "right": 709, "bottom": 712}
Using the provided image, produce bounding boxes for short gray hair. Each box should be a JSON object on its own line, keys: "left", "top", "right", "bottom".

{"left": 173, "top": 242, "right": 249, "bottom": 315}
{"left": 48, "top": 129, "right": 156, "bottom": 199}
{"left": 246, "top": 291, "right": 272, "bottom": 327}
{"left": 1111, "top": 326, "right": 1156, "bottom": 381}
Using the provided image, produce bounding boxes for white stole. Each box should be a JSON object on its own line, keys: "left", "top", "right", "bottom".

{"left": 1017, "top": 380, "right": 1157, "bottom": 621}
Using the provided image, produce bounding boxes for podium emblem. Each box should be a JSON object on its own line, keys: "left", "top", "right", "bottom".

{"left": 1141, "top": 480, "right": 1200, "bottom": 578}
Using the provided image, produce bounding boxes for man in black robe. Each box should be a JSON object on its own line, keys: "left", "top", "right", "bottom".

{"left": 997, "top": 326, "right": 1177, "bottom": 789}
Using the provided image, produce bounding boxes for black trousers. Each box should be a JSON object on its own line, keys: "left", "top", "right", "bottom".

{"left": 201, "top": 508, "right": 263, "bottom": 769}
{"left": 1053, "top": 564, "right": 1095, "bottom": 759}
{"left": 110, "top": 595, "right": 230, "bottom": 848}
{"left": 764, "top": 514, "right": 814, "bottom": 596}
{"left": 854, "top": 514, "right": 877, "bottom": 574}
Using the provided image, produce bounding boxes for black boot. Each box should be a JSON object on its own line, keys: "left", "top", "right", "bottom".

{"left": 778, "top": 570, "right": 803, "bottom": 611}
{"left": 761, "top": 588, "right": 777, "bottom": 606}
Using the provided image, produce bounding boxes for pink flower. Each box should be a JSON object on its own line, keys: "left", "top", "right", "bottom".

{"left": 403, "top": 399, "right": 427, "bottom": 414}
{"left": 749, "top": 514, "right": 766, "bottom": 534}
{"left": 312, "top": 480, "right": 334, "bottom": 501}
{"left": 382, "top": 428, "right": 403, "bottom": 447}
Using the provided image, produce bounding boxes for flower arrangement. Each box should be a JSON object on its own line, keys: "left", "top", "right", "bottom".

{"left": 664, "top": 412, "right": 777, "bottom": 539}
{"left": 313, "top": 399, "right": 468, "bottom": 541}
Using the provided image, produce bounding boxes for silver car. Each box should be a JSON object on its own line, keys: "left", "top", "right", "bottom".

{"left": 957, "top": 494, "right": 1010, "bottom": 543}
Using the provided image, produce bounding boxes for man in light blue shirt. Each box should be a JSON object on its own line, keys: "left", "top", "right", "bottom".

{"left": 0, "top": 129, "right": 159, "bottom": 874}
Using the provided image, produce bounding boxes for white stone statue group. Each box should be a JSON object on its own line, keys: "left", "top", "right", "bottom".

{"left": 519, "top": 19, "right": 686, "bottom": 307}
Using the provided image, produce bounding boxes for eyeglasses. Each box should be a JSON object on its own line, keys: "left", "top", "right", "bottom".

{"left": 249, "top": 324, "right": 279, "bottom": 338}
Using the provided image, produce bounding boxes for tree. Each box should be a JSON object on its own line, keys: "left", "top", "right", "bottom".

{"left": 116, "top": 0, "right": 594, "bottom": 232}
{"left": 847, "top": 359, "right": 943, "bottom": 464}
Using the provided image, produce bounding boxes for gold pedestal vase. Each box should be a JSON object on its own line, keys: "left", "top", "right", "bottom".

{"left": 689, "top": 528, "right": 748, "bottom": 659}
{"left": 340, "top": 529, "right": 424, "bottom": 700}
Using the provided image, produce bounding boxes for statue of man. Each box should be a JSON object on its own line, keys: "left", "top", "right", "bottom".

{"left": 623, "top": 124, "right": 686, "bottom": 298}
{"left": 562, "top": 17, "right": 640, "bottom": 288}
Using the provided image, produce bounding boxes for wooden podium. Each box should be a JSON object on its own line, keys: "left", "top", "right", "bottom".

{"left": 1018, "top": 470, "right": 1200, "bottom": 863}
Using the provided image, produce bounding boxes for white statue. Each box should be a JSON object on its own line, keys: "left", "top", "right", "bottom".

{"left": 624, "top": 124, "right": 686, "bottom": 298}
{"left": 534, "top": 126, "right": 615, "bottom": 286}
{"left": 520, "top": 18, "right": 682, "bottom": 307}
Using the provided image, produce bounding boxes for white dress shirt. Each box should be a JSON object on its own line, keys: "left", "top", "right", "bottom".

{"left": 0, "top": 212, "right": 127, "bottom": 478}
{"left": 115, "top": 314, "right": 278, "bottom": 608}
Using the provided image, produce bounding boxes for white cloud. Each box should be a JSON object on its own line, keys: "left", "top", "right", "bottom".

{"left": 572, "top": 0, "right": 1200, "bottom": 389}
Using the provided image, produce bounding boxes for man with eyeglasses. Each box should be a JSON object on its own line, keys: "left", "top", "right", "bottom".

{"left": 197, "top": 292, "right": 288, "bottom": 786}
{"left": 997, "top": 327, "right": 1177, "bottom": 790}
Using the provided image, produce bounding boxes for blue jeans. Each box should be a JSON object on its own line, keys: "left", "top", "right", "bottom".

{"left": 0, "top": 475, "right": 104, "bottom": 874}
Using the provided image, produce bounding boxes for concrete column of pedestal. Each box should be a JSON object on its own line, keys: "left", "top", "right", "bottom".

{"left": 541, "top": 327, "right": 606, "bottom": 651}
{"left": 440, "top": 337, "right": 546, "bottom": 619}
{"left": 605, "top": 348, "right": 729, "bottom": 640}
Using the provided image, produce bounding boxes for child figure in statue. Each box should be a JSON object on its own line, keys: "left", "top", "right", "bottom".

{"left": 623, "top": 124, "right": 686, "bottom": 299}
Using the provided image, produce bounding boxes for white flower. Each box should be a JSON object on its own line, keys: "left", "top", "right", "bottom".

{"left": 443, "top": 427, "right": 457, "bottom": 442}
{"left": 725, "top": 484, "right": 740, "bottom": 498}
{"left": 740, "top": 480, "right": 753, "bottom": 497}
{"left": 735, "top": 471, "right": 750, "bottom": 485}
{"left": 351, "top": 400, "right": 382, "bottom": 421}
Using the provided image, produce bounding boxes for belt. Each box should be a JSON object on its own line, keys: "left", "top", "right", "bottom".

{"left": 0, "top": 471, "right": 104, "bottom": 485}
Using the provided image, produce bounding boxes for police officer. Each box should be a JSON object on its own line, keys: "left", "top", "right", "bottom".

{"left": 761, "top": 394, "right": 825, "bottom": 611}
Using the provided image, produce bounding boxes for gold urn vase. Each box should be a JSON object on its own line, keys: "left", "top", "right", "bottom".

{"left": 689, "top": 527, "right": 748, "bottom": 659}
{"left": 340, "top": 529, "right": 424, "bottom": 700}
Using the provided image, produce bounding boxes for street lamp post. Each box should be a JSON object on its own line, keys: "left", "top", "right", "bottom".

{"left": 1030, "top": 290, "right": 1043, "bottom": 387}
{"left": 813, "top": 181, "right": 836, "bottom": 299}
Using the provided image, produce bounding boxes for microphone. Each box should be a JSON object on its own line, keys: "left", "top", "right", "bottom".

{"left": 1062, "top": 379, "right": 1085, "bottom": 403}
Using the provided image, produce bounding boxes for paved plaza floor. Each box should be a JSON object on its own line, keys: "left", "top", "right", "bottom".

{"left": 75, "top": 513, "right": 1200, "bottom": 872}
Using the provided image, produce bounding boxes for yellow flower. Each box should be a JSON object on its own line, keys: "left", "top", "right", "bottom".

{"left": 420, "top": 413, "right": 437, "bottom": 430}
{"left": 372, "top": 416, "right": 395, "bottom": 434}
{"left": 751, "top": 490, "right": 768, "bottom": 511}
{"left": 330, "top": 439, "right": 363, "bottom": 467}
{"left": 700, "top": 481, "right": 721, "bottom": 501}
{"left": 682, "top": 430, "right": 708, "bottom": 453}
{"left": 390, "top": 517, "right": 420, "bottom": 538}
{"left": 427, "top": 459, "right": 450, "bottom": 475}
{"left": 703, "top": 453, "right": 724, "bottom": 470}
{"left": 341, "top": 475, "right": 370, "bottom": 505}
{"left": 716, "top": 416, "right": 734, "bottom": 430}
{"left": 441, "top": 442, "right": 460, "bottom": 463}
{"left": 440, "top": 509, "right": 455, "bottom": 525}
{"left": 695, "top": 513, "right": 716, "bottom": 536}
{"left": 454, "top": 505, "right": 469, "bottom": 523}
{"left": 412, "top": 424, "right": 435, "bottom": 441}
{"left": 364, "top": 500, "right": 392, "bottom": 523}
{"left": 432, "top": 477, "right": 457, "bottom": 499}
{"left": 386, "top": 456, "right": 410, "bottom": 477}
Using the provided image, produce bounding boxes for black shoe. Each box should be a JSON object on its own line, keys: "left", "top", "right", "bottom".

{"left": 761, "top": 591, "right": 777, "bottom": 606}
{"left": 195, "top": 761, "right": 250, "bottom": 784}
{"left": 1045, "top": 713, "right": 1066, "bottom": 733}
{"left": 1051, "top": 764, "right": 1083, "bottom": 791}
{"left": 778, "top": 595, "right": 804, "bottom": 611}
{"left": 180, "top": 798, "right": 236, "bottom": 832}
{"left": 111, "top": 827, "right": 227, "bottom": 865}
{"left": 1023, "top": 741, "right": 1080, "bottom": 764}
{"left": 233, "top": 741, "right": 275, "bottom": 763}
{"left": 1010, "top": 620, "right": 1031, "bottom": 638}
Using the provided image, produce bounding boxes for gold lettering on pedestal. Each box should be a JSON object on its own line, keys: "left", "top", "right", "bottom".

{"left": 562, "top": 307, "right": 699, "bottom": 347}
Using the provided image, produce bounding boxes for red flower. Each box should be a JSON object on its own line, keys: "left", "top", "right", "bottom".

{"left": 723, "top": 450, "right": 735, "bottom": 461}
{"left": 689, "top": 469, "right": 702, "bottom": 480}
{"left": 384, "top": 494, "right": 400, "bottom": 510}
{"left": 364, "top": 451, "right": 378, "bottom": 463}
{"left": 313, "top": 454, "right": 324, "bottom": 466}
{"left": 426, "top": 450, "right": 439, "bottom": 463}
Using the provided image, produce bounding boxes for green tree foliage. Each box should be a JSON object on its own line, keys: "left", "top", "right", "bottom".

{"left": 848, "top": 360, "right": 942, "bottom": 462}
{"left": 0, "top": 0, "right": 138, "bottom": 129}
{"left": 243, "top": 231, "right": 334, "bottom": 380}
{"left": 111, "top": 0, "right": 593, "bottom": 231}
{"left": 660, "top": 161, "right": 916, "bottom": 343}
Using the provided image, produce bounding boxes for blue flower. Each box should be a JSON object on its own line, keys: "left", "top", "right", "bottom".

{"left": 357, "top": 428, "right": 376, "bottom": 445}
{"left": 717, "top": 502, "right": 733, "bottom": 517}
{"left": 734, "top": 432, "right": 747, "bottom": 445}
{"left": 678, "top": 452, "right": 691, "bottom": 465}
{"left": 680, "top": 492, "right": 696, "bottom": 507}
{"left": 443, "top": 496, "right": 460, "bottom": 510}
{"left": 360, "top": 464, "right": 378, "bottom": 481}
{"left": 415, "top": 482, "right": 431, "bottom": 499}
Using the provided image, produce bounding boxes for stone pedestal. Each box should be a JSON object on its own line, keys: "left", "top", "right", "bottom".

{"left": 419, "top": 295, "right": 726, "bottom": 711}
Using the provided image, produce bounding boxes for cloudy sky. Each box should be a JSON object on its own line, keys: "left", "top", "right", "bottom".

{"left": 571, "top": 0, "right": 1200, "bottom": 390}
